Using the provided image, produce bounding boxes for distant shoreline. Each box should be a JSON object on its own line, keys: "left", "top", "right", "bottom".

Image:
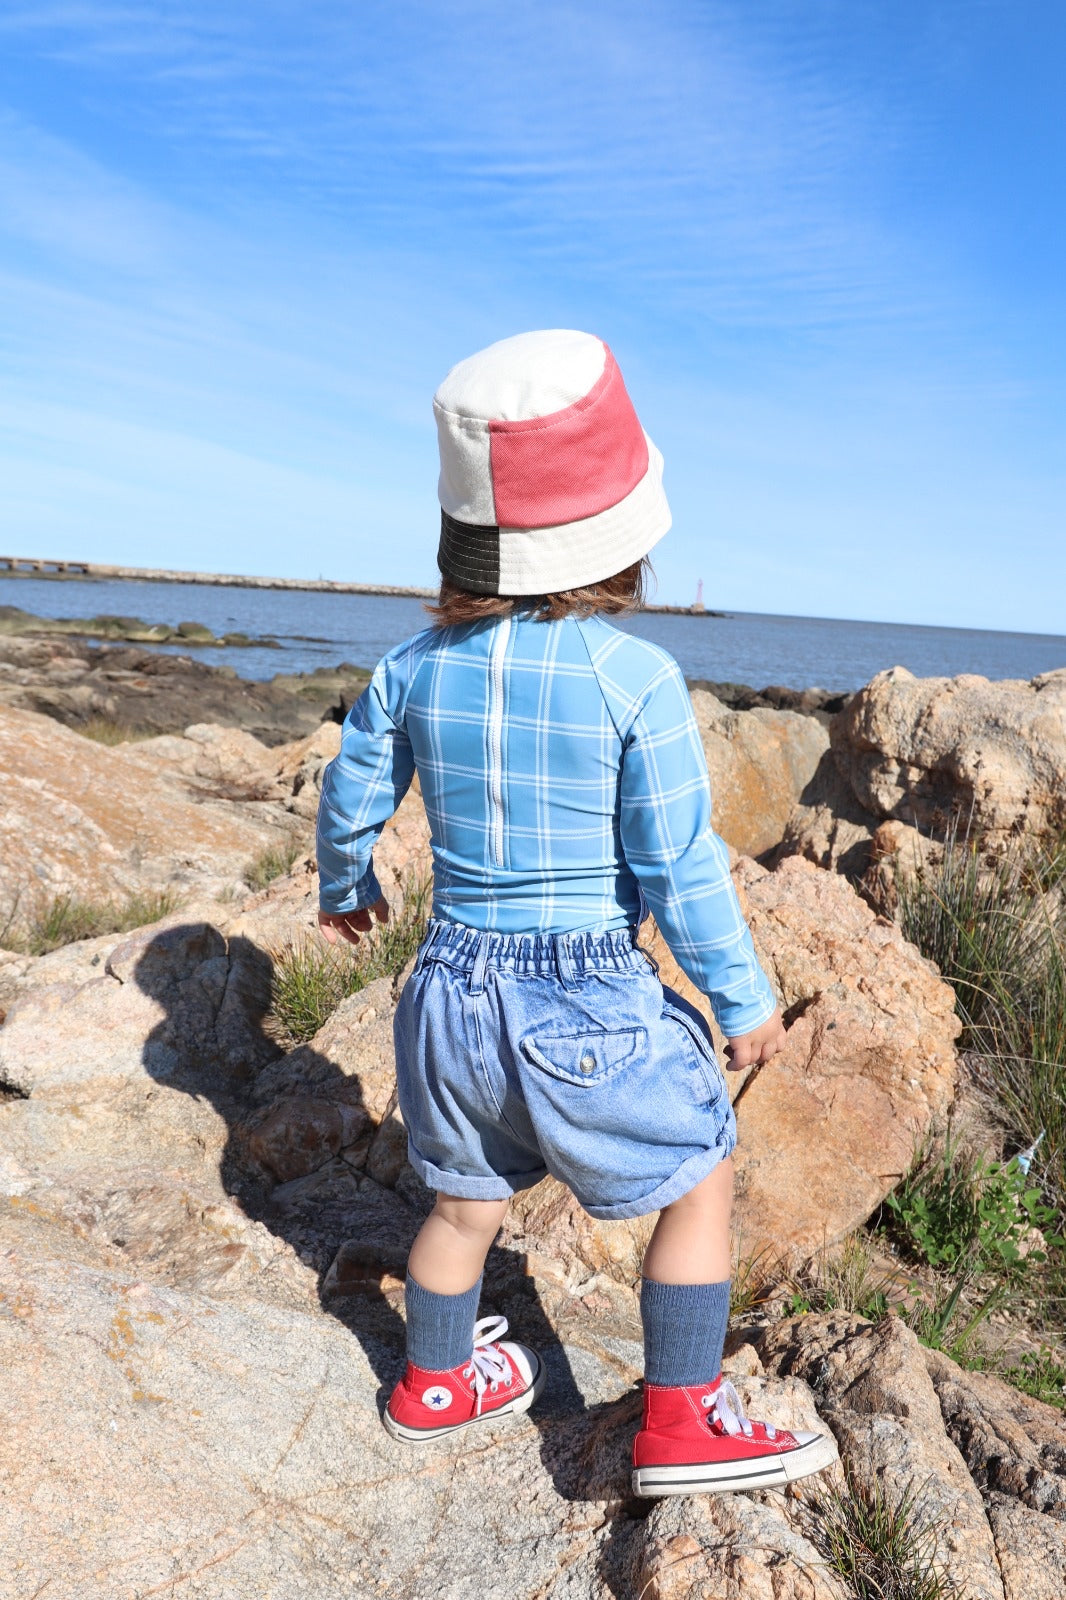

{"left": 0, "top": 556, "right": 723, "bottom": 618}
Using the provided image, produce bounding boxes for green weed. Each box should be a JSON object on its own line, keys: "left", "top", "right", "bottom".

{"left": 269, "top": 877, "right": 431, "bottom": 1045}
{"left": 883, "top": 1138, "right": 1060, "bottom": 1275}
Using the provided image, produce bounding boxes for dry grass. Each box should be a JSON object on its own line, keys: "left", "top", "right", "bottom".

{"left": 77, "top": 717, "right": 154, "bottom": 745}
{"left": 2, "top": 888, "right": 182, "bottom": 955}
{"left": 243, "top": 839, "right": 305, "bottom": 893}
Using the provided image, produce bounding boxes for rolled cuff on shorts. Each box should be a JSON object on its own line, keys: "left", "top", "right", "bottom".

{"left": 406, "top": 1129, "right": 735, "bottom": 1223}
{"left": 407, "top": 1139, "right": 549, "bottom": 1202}
{"left": 580, "top": 1126, "right": 737, "bottom": 1221}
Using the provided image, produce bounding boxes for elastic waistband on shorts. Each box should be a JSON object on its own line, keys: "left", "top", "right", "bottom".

{"left": 415, "top": 917, "right": 646, "bottom": 984}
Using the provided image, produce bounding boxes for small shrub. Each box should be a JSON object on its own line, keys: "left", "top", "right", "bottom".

{"left": 269, "top": 877, "right": 431, "bottom": 1045}
{"left": 808, "top": 1466, "right": 962, "bottom": 1600}
{"left": 243, "top": 839, "right": 304, "bottom": 893}
{"left": 11, "top": 889, "right": 181, "bottom": 955}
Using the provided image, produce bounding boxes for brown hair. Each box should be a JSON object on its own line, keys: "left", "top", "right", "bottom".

{"left": 427, "top": 557, "right": 651, "bottom": 628}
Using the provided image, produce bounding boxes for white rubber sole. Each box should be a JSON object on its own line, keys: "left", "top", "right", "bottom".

{"left": 632, "top": 1430, "right": 838, "bottom": 1498}
{"left": 383, "top": 1354, "right": 546, "bottom": 1444}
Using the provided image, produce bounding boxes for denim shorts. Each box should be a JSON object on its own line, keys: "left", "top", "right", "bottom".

{"left": 392, "top": 919, "right": 737, "bottom": 1221}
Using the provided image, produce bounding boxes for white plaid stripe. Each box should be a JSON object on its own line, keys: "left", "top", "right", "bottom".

{"left": 317, "top": 615, "right": 777, "bottom": 1036}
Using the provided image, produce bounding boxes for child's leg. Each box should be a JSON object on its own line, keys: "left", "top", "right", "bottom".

{"left": 640, "top": 1157, "right": 733, "bottom": 1387}
{"left": 388, "top": 1192, "right": 544, "bottom": 1440}
{"left": 642, "top": 1156, "right": 732, "bottom": 1284}
{"left": 633, "top": 1155, "right": 835, "bottom": 1494}
{"left": 404, "top": 1194, "right": 509, "bottom": 1370}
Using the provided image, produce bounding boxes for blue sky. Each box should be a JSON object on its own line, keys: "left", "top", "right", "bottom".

{"left": 0, "top": 2, "right": 1063, "bottom": 629}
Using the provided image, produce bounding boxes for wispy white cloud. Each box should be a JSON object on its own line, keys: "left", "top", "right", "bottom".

{"left": 0, "top": 2, "right": 954, "bottom": 330}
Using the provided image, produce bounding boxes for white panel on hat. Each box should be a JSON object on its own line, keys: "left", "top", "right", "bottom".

{"left": 433, "top": 329, "right": 607, "bottom": 423}
{"left": 434, "top": 410, "right": 496, "bottom": 525}
{"left": 495, "top": 442, "right": 670, "bottom": 595}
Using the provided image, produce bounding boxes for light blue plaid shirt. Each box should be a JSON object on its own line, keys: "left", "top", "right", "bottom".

{"left": 317, "top": 613, "right": 777, "bottom": 1036}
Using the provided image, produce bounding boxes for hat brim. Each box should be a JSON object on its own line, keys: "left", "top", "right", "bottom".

{"left": 438, "top": 438, "right": 670, "bottom": 597}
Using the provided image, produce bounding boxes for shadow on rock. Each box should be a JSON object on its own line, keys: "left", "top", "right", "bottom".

{"left": 132, "top": 922, "right": 611, "bottom": 1504}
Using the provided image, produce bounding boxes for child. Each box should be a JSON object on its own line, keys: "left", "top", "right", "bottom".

{"left": 316, "top": 329, "right": 834, "bottom": 1497}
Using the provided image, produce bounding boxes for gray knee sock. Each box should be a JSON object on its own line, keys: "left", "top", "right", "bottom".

{"left": 404, "top": 1273, "right": 483, "bottom": 1371}
{"left": 640, "top": 1277, "right": 731, "bottom": 1387}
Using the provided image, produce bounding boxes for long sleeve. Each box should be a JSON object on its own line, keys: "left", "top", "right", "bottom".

{"left": 619, "top": 660, "right": 778, "bottom": 1037}
{"left": 316, "top": 656, "right": 416, "bottom": 915}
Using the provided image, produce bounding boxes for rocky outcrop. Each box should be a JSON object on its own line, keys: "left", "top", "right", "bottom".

{"left": 0, "top": 851, "right": 1058, "bottom": 1593}
{"left": 778, "top": 666, "right": 1066, "bottom": 877}
{"left": 6, "top": 677, "right": 1063, "bottom": 1593}
{"left": 692, "top": 689, "right": 829, "bottom": 858}
{"left": 0, "top": 601, "right": 276, "bottom": 649}
{"left": 0, "top": 632, "right": 371, "bottom": 744}
{"left": 6, "top": 1189, "right": 1065, "bottom": 1600}
{"left": 0, "top": 706, "right": 303, "bottom": 926}
{"left": 747, "top": 1313, "right": 1066, "bottom": 1600}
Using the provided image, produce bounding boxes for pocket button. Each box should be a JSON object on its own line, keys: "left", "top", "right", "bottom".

{"left": 579, "top": 1053, "right": 596, "bottom": 1075}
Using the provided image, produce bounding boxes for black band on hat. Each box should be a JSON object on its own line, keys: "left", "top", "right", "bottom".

{"left": 438, "top": 510, "right": 502, "bottom": 596}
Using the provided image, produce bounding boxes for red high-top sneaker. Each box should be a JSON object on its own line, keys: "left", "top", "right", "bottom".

{"left": 632, "top": 1374, "right": 837, "bottom": 1496}
{"left": 384, "top": 1316, "right": 545, "bottom": 1443}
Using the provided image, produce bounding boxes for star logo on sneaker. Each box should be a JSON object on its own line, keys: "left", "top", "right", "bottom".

{"left": 421, "top": 1385, "right": 453, "bottom": 1410}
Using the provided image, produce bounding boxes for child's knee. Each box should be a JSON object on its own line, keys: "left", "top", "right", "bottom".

{"left": 433, "top": 1193, "right": 510, "bottom": 1238}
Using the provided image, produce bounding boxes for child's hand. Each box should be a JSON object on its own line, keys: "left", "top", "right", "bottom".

{"left": 318, "top": 897, "right": 390, "bottom": 947}
{"left": 724, "top": 1007, "right": 787, "bottom": 1071}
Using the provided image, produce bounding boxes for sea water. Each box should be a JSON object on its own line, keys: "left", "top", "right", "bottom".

{"left": 2, "top": 574, "right": 1064, "bottom": 693}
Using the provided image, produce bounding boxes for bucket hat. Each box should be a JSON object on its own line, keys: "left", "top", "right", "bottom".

{"left": 434, "top": 329, "right": 671, "bottom": 596}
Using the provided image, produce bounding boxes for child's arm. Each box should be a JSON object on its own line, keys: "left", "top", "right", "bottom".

{"left": 316, "top": 651, "right": 417, "bottom": 940}
{"left": 619, "top": 659, "right": 784, "bottom": 1062}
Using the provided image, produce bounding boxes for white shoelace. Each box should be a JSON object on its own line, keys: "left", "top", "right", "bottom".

{"left": 702, "top": 1378, "right": 777, "bottom": 1440}
{"left": 461, "top": 1316, "right": 514, "bottom": 1415}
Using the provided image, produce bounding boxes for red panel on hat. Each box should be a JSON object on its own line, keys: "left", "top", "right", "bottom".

{"left": 488, "top": 348, "right": 649, "bottom": 529}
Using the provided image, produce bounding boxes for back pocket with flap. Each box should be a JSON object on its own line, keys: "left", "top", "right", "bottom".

{"left": 520, "top": 1027, "right": 646, "bottom": 1086}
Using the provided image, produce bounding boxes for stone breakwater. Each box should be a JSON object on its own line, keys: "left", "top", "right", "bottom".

{"left": 0, "top": 553, "right": 437, "bottom": 597}
{"left": 1, "top": 666, "right": 1065, "bottom": 1596}
{"left": 0, "top": 556, "right": 719, "bottom": 614}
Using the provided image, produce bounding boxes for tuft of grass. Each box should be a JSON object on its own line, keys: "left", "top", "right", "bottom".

{"left": 243, "top": 838, "right": 304, "bottom": 893}
{"left": 728, "top": 1242, "right": 785, "bottom": 1324}
{"left": 269, "top": 876, "right": 431, "bottom": 1045}
{"left": 787, "top": 1232, "right": 896, "bottom": 1323}
{"left": 808, "top": 1466, "right": 963, "bottom": 1600}
{"left": 8, "top": 889, "right": 181, "bottom": 956}
{"left": 77, "top": 717, "right": 153, "bottom": 745}
{"left": 895, "top": 822, "right": 1066, "bottom": 1214}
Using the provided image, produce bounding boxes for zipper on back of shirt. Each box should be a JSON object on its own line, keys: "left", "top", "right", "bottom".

{"left": 488, "top": 616, "right": 510, "bottom": 868}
